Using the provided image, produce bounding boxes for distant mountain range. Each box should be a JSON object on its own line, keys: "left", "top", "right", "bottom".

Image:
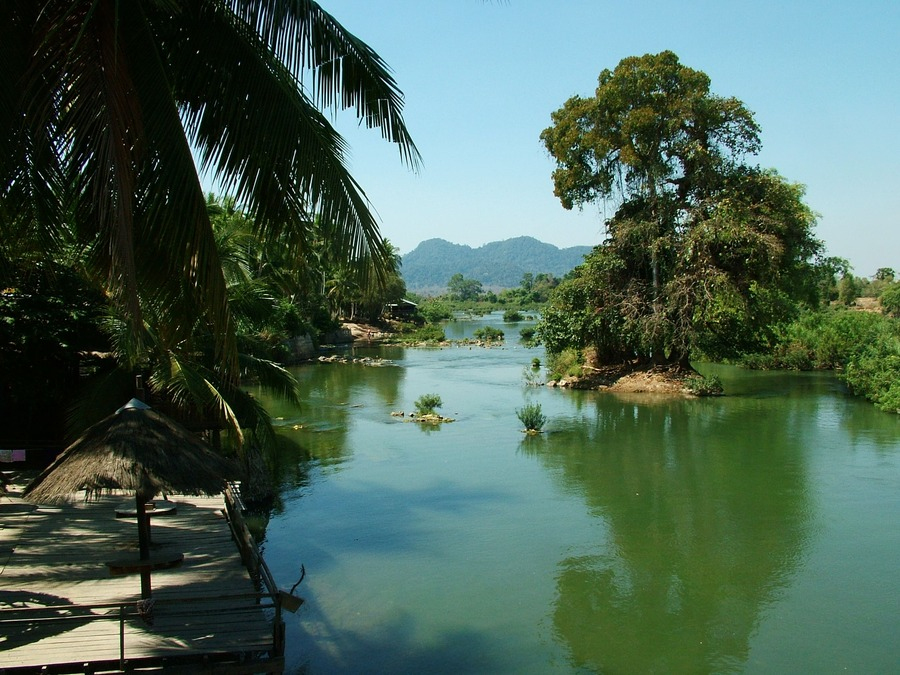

{"left": 400, "top": 236, "right": 593, "bottom": 294}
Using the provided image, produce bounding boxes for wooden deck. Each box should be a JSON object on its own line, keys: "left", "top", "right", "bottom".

{"left": 0, "top": 481, "right": 283, "bottom": 673}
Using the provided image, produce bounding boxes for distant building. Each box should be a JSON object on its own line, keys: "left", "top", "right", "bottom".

{"left": 384, "top": 299, "right": 418, "bottom": 320}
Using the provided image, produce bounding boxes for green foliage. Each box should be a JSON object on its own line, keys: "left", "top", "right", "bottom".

{"left": 516, "top": 402, "right": 548, "bottom": 432}
{"left": 531, "top": 357, "right": 541, "bottom": 369}
{"left": 4, "top": 3, "right": 418, "bottom": 376}
{"left": 837, "top": 274, "right": 864, "bottom": 305}
{"left": 844, "top": 333, "right": 900, "bottom": 413}
{"left": 684, "top": 374, "right": 724, "bottom": 396}
{"left": 519, "top": 327, "right": 537, "bottom": 345}
{"left": 396, "top": 324, "right": 446, "bottom": 343}
{"left": 414, "top": 393, "right": 443, "bottom": 416}
{"left": 473, "top": 326, "right": 504, "bottom": 342}
{"left": 497, "top": 272, "right": 561, "bottom": 307}
{"left": 879, "top": 283, "right": 900, "bottom": 317}
{"left": 417, "top": 298, "right": 453, "bottom": 323}
{"left": 447, "top": 273, "right": 484, "bottom": 301}
{"left": 539, "top": 52, "right": 823, "bottom": 364}
{"left": 503, "top": 309, "right": 524, "bottom": 322}
{"left": 547, "top": 348, "right": 584, "bottom": 380}
{"left": 0, "top": 258, "right": 108, "bottom": 440}
{"left": 743, "top": 307, "right": 900, "bottom": 414}
{"left": 747, "top": 310, "right": 887, "bottom": 370}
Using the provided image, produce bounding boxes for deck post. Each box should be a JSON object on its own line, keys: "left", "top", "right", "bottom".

{"left": 273, "top": 594, "right": 285, "bottom": 657}
{"left": 119, "top": 604, "right": 126, "bottom": 669}
{"left": 136, "top": 493, "right": 152, "bottom": 599}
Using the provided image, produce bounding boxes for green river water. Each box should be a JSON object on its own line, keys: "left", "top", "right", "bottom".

{"left": 252, "top": 312, "right": 900, "bottom": 674}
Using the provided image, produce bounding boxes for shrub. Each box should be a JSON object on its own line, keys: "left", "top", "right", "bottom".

{"left": 880, "top": 283, "right": 900, "bottom": 317}
{"left": 516, "top": 402, "right": 547, "bottom": 432}
{"left": 843, "top": 322, "right": 900, "bottom": 412}
{"left": 684, "top": 374, "right": 724, "bottom": 396}
{"left": 503, "top": 309, "right": 523, "bottom": 322}
{"left": 419, "top": 299, "right": 452, "bottom": 323}
{"left": 741, "top": 309, "right": 887, "bottom": 371}
{"left": 519, "top": 326, "right": 537, "bottom": 344}
{"left": 394, "top": 323, "right": 445, "bottom": 343}
{"left": 414, "top": 393, "right": 442, "bottom": 416}
{"left": 473, "top": 326, "right": 504, "bottom": 342}
{"left": 531, "top": 357, "right": 541, "bottom": 369}
{"left": 412, "top": 324, "right": 446, "bottom": 342}
{"left": 547, "top": 348, "right": 583, "bottom": 380}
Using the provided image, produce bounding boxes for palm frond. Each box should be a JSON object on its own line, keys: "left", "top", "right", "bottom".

{"left": 231, "top": 0, "right": 420, "bottom": 167}
{"left": 237, "top": 353, "right": 302, "bottom": 407}
{"left": 152, "top": 349, "right": 245, "bottom": 446}
{"left": 168, "top": 3, "right": 390, "bottom": 270}
{"left": 0, "top": 2, "right": 69, "bottom": 259}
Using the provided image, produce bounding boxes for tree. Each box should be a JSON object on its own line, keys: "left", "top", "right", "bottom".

{"left": 879, "top": 283, "right": 900, "bottom": 317}
{"left": 447, "top": 273, "right": 484, "bottom": 301}
{"left": 1, "top": 0, "right": 418, "bottom": 378}
{"left": 539, "top": 52, "right": 822, "bottom": 365}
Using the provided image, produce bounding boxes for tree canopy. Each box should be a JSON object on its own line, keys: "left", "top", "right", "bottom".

{"left": 539, "top": 51, "right": 823, "bottom": 365}
{"left": 447, "top": 273, "right": 484, "bottom": 301}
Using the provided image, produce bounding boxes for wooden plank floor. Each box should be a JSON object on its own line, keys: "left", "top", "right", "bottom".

{"left": 0, "top": 482, "right": 276, "bottom": 670}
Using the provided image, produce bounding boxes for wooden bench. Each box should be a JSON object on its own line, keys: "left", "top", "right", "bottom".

{"left": 106, "top": 551, "right": 184, "bottom": 576}
{"left": 115, "top": 499, "right": 177, "bottom": 518}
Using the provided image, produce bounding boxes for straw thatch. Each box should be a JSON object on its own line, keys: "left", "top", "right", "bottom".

{"left": 24, "top": 399, "right": 238, "bottom": 504}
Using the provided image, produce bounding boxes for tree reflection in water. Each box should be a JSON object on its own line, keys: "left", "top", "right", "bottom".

{"left": 524, "top": 393, "right": 814, "bottom": 672}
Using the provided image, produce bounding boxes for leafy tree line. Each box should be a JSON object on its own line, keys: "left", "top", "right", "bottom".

{"left": 422, "top": 272, "right": 560, "bottom": 306}
{"left": 537, "top": 51, "right": 826, "bottom": 369}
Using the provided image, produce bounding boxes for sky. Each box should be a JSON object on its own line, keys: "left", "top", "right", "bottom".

{"left": 274, "top": 1, "right": 900, "bottom": 276}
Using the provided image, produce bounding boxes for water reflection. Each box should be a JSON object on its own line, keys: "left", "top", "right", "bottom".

{"left": 251, "top": 333, "right": 899, "bottom": 674}
{"left": 252, "top": 357, "right": 407, "bottom": 483}
{"left": 523, "top": 393, "right": 814, "bottom": 672}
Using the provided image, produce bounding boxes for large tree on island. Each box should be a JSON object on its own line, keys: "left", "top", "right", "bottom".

{"left": 1, "top": 0, "right": 418, "bottom": 377}
{"left": 538, "top": 51, "right": 822, "bottom": 367}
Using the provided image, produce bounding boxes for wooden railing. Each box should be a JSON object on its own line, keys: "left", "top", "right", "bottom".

{"left": 223, "top": 481, "right": 286, "bottom": 656}
{"left": 1, "top": 486, "right": 289, "bottom": 673}
{"left": 0, "top": 593, "right": 283, "bottom": 673}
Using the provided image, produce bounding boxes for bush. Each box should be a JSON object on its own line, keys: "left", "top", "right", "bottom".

{"left": 516, "top": 402, "right": 547, "bottom": 432}
{"left": 473, "top": 326, "right": 504, "bottom": 342}
{"left": 411, "top": 324, "right": 446, "bottom": 342}
{"left": 519, "top": 326, "right": 537, "bottom": 344}
{"left": 880, "top": 284, "right": 900, "bottom": 317}
{"left": 742, "top": 309, "right": 887, "bottom": 370}
{"left": 531, "top": 357, "right": 541, "bottom": 369}
{"left": 503, "top": 309, "right": 524, "bottom": 322}
{"left": 684, "top": 374, "right": 724, "bottom": 396}
{"left": 418, "top": 299, "right": 452, "bottom": 323}
{"left": 414, "top": 393, "right": 443, "bottom": 416}
{"left": 742, "top": 307, "right": 900, "bottom": 415}
{"left": 547, "top": 348, "right": 583, "bottom": 380}
{"left": 843, "top": 322, "right": 900, "bottom": 412}
{"left": 393, "top": 322, "right": 445, "bottom": 343}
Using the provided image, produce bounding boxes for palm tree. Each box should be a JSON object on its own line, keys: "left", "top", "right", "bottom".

{"left": 1, "top": 0, "right": 419, "bottom": 374}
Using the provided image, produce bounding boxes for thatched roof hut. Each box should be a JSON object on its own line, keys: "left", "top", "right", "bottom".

{"left": 24, "top": 399, "right": 237, "bottom": 504}
{"left": 23, "top": 399, "right": 239, "bottom": 599}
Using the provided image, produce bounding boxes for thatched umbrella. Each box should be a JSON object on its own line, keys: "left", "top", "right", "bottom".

{"left": 24, "top": 398, "right": 238, "bottom": 598}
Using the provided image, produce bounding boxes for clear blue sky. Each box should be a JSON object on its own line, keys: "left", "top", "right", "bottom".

{"left": 313, "top": 1, "right": 899, "bottom": 276}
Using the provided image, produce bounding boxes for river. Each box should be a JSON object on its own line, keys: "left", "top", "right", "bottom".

{"left": 251, "top": 312, "right": 900, "bottom": 674}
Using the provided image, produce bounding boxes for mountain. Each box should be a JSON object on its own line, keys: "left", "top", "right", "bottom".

{"left": 400, "top": 236, "right": 593, "bottom": 293}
